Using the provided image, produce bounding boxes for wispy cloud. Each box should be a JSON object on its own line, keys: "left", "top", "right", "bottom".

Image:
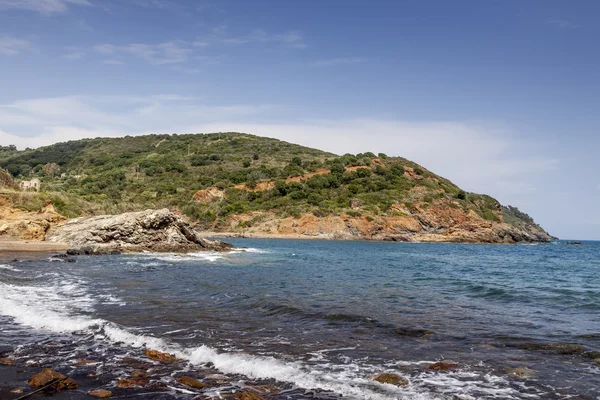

{"left": 311, "top": 57, "right": 368, "bottom": 67}
{"left": 547, "top": 19, "right": 579, "bottom": 29}
{"left": 0, "top": 36, "right": 31, "bottom": 56}
{"left": 103, "top": 59, "right": 124, "bottom": 65}
{"left": 93, "top": 41, "right": 192, "bottom": 65}
{"left": 210, "top": 27, "right": 306, "bottom": 48}
{"left": 64, "top": 51, "right": 85, "bottom": 60}
{"left": 0, "top": 0, "right": 91, "bottom": 14}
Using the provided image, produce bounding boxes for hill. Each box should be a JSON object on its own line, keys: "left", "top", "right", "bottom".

{"left": 0, "top": 133, "right": 552, "bottom": 243}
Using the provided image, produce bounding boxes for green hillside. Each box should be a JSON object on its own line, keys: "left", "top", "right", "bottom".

{"left": 0, "top": 132, "right": 545, "bottom": 236}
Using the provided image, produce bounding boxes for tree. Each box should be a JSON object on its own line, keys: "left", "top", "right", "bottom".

{"left": 43, "top": 162, "right": 60, "bottom": 178}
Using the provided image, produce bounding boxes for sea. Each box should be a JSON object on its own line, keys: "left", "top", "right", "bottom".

{"left": 0, "top": 239, "right": 599, "bottom": 399}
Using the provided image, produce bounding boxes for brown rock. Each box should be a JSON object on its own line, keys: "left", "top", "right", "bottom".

{"left": 116, "top": 378, "right": 147, "bottom": 388}
{"left": 177, "top": 375, "right": 206, "bottom": 390}
{"left": 429, "top": 361, "right": 458, "bottom": 371}
{"left": 505, "top": 367, "right": 536, "bottom": 379}
{"left": 88, "top": 389, "right": 113, "bottom": 398}
{"left": 372, "top": 373, "right": 409, "bottom": 386}
{"left": 230, "top": 391, "right": 264, "bottom": 400}
{"left": 145, "top": 349, "right": 180, "bottom": 363}
{"left": 28, "top": 368, "right": 78, "bottom": 390}
{"left": 130, "top": 371, "right": 148, "bottom": 378}
{"left": 0, "top": 357, "right": 14, "bottom": 365}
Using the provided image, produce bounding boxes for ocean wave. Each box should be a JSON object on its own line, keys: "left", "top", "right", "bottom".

{"left": 0, "top": 264, "right": 22, "bottom": 272}
{"left": 0, "top": 273, "right": 536, "bottom": 400}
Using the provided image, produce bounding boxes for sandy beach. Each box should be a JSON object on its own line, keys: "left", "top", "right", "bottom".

{"left": 0, "top": 238, "right": 68, "bottom": 256}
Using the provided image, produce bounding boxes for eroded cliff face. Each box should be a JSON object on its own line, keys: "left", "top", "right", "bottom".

{"left": 0, "top": 195, "right": 65, "bottom": 240}
{"left": 219, "top": 200, "right": 552, "bottom": 243}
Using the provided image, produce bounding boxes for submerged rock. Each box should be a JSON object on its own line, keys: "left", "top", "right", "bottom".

{"left": 116, "top": 378, "right": 147, "bottom": 388}
{"left": 505, "top": 366, "right": 536, "bottom": 379}
{"left": 28, "top": 368, "right": 78, "bottom": 390}
{"left": 395, "top": 327, "right": 434, "bottom": 337}
{"left": 372, "top": 373, "right": 409, "bottom": 386}
{"left": 177, "top": 375, "right": 206, "bottom": 389}
{"left": 46, "top": 208, "right": 233, "bottom": 254}
{"left": 229, "top": 391, "right": 264, "bottom": 400}
{"left": 0, "top": 357, "right": 14, "bottom": 365}
{"left": 429, "top": 361, "right": 458, "bottom": 371}
{"left": 88, "top": 389, "right": 113, "bottom": 398}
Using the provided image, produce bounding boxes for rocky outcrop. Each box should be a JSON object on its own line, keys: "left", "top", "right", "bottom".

{"left": 211, "top": 199, "right": 553, "bottom": 244}
{"left": 46, "top": 208, "right": 233, "bottom": 254}
{"left": 0, "top": 197, "right": 65, "bottom": 240}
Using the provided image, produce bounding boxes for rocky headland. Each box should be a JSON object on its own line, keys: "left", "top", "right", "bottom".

{"left": 45, "top": 208, "right": 233, "bottom": 254}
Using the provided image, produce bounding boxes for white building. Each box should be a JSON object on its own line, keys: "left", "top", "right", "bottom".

{"left": 19, "top": 178, "right": 41, "bottom": 191}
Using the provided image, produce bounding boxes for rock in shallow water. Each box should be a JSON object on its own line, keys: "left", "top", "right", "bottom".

{"left": 145, "top": 349, "right": 180, "bottom": 364}
{"left": 46, "top": 208, "right": 233, "bottom": 254}
{"left": 88, "top": 389, "right": 113, "bottom": 398}
{"left": 371, "top": 373, "right": 409, "bottom": 386}
{"left": 28, "top": 368, "right": 78, "bottom": 390}
{"left": 177, "top": 375, "right": 206, "bottom": 389}
{"left": 505, "top": 366, "right": 536, "bottom": 379}
{"left": 429, "top": 361, "right": 458, "bottom": 371}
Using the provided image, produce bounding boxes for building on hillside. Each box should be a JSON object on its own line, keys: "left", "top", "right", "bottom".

{"left": 19, "top": 178, "right": 41, "bottom": 191}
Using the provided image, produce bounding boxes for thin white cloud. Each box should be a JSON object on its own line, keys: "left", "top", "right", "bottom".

{"left": 0, "top": 0, "right": 91, "bottom": 14}
{"left": 93, "top": 41, "right": 192, "bottom": 65}
{"left": 103, "top": 59, "right": 123, "bottom": 65}
{"left": 64, "top": 51, "right": 85, "bottom": 60}
{"left": 211, "top": 27, "right": 306, "bottom": 48}
{"left": 0, "top": 36, "right": 31, "bottom": 56}
{"left": 312, "top": 57, "right": 368, "bottom": 67}
{"left": 547, "top": 19, "right": 579, "bottom": 29}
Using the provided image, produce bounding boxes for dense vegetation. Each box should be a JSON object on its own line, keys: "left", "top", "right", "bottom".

{"left": 0, "top": 132, "right": 541, "bottom": 232}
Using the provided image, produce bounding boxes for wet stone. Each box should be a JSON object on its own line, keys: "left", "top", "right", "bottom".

{"left": 10, "top": 388, "right": 25, "bottom": 394}
{"left": 116, "top": 378, "right": 148, "bottom": 388}
{"left": 505, "top": 366, "right": 536, "bottom": 379}
{"left": 429, "top": 361, "right": 458, "bottom": 371}
{"left": 0, "top": 358, "right": 14, "bottom": 365}
{"left": 88, "top": 389, "right": 113, "bottom": 398}
{"left": 372, "top": 373, "right": 409, "bottom": 386}
{"left": 28, "top": 368, "right": 78, "bottom": 390}
{"left": 177, "top": 375, "right": 206, "bottom": 390}
{"left": 145, "top": 349, "right": 180, "bottom": 364}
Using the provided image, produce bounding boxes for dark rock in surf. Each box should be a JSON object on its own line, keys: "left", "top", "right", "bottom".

{"left": 372, "top": 373, "right": 409, "bottom": 386}
{"left": 177, "top": 376, "right": 206, "bottom": 390}
{"left": 395, "top": 327, "right": 434, "bottom": 337}
{"left": 429, "top": 361, "right": 458, "bottom": 371}
{"left": 504, "top": 366, "right": 536, "bottom": 379}
{"left": 46, "top": 209, "right": 234, "bottom": 254}
{"left": 144, "top": 349, "right": 180, "bottom": 364}
{"left": 516, "top": 342, "right": 586, "bottom": 355}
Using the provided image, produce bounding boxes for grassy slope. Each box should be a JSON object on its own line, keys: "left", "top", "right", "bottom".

{"left": 0, "top": 133, "right": 548, "bottom": 235}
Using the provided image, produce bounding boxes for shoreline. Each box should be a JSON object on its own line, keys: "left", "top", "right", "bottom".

{"left": 0, "top": 238, "right": 69, "bottom": 253}
{"left": 196, "top": 230, "right": 554, "bottom": 244}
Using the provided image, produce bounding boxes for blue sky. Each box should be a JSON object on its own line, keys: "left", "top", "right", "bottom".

{"left": 0, "top": 0, "right": 598, "bottom": 239}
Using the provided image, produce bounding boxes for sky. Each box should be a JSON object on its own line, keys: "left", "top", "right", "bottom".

{"left": 0, "top": 0, "right": 598, "bottom": 239}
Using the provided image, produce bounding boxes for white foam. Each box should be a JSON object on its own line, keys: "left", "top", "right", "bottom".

{"left": 0, "top": 268, "right": 538, "bottom": 400}
{"left": 0, "top": 264, "right": 22, "bottom": 272}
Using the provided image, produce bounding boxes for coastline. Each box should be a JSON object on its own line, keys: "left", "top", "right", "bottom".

{"left": 0, "top": 238, "right": 68, "bottom": 253}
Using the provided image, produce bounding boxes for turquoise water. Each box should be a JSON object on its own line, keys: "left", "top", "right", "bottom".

{"left": 0, "top": 240, "right": 599, "bottom": 399}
